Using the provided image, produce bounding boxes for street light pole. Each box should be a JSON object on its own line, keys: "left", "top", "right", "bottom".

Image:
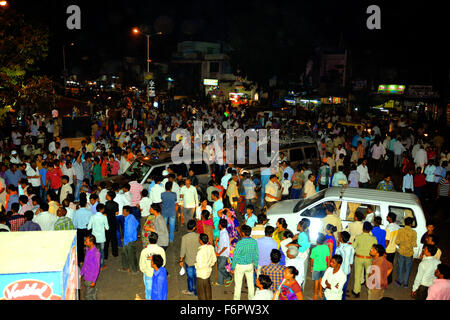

{"left": 132, "top": 28, "right": 162, "bottom": 103}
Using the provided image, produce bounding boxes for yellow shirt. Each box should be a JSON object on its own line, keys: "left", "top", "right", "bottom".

{"left": 395, "top": 226, "right": 417, "bottom": 257}
{"left": 385, "top": 223, "right": 400, "bottom": 254}
{"left": 48, "top": 201, "right": 59, "bottom": 216}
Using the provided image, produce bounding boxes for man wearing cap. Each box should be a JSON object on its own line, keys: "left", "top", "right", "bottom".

{"left": 321, "top": 202, "right": 342, "bottom": 235}
{"left": 161, "top": 170, "right": 169, "bottom": 189}
{"left": 10, "top": 150, "right": 21, "bottom": 164}
{"left": 352, "top": 221, "right": 377, "bottom": 298}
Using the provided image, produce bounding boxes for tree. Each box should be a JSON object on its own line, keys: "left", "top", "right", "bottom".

{"left": 0, "top": 7, "right": 50, "bottom": 123}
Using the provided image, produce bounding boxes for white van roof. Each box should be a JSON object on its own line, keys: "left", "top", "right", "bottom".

{"left": 324, "top": 187, "right": 421, "bottom": 207}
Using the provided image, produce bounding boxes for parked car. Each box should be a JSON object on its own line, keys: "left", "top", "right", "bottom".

{"left": 266, "top": 187, "right": 426, "bottom": 258}
{"left": 98, "top": 152, "right": 212, "bottom": 190}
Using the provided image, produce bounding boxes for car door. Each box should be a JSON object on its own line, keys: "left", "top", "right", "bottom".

{"left": 299, "top": 200, "right": 329, "bottom": 244}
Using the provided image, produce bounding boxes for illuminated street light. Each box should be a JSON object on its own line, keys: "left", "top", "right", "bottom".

{"left": 0, "top": 1, "right": 8, "bottom": 7}
{"left": 131, "top": 27, "right": 163, "bottom": 102}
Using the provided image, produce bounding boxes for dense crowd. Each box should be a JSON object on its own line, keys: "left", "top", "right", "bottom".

{"left": 0, "top": 97, "right": 449, "bottom": 301}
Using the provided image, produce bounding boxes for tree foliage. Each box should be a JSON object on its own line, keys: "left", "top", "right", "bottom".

{"left": 0, "top": 7, "right": 50, "bottom": 122}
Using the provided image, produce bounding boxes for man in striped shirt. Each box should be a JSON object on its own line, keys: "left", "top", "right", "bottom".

{"left": 231, "top": 225, "right": 259, "bottom": 300}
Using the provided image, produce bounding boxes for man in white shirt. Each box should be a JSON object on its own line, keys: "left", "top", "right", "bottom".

{"left": 393, "top": 138, "right": 406, "bottom": 168}
{"left": 25, "top": 160, "right": 41, "bottom": 196}
{"left": 114, "top": 186, "right": 131, "bottom": 216}
{"left": 335, "top": 144, "right": 346, "bottom": 160}
{"left": 265, "top": 175, "right": 281, "bottom": 209}
{"left": 195, "top": 233, "right": 217, "bottom": 300}
{"left": 414, "top": 145, "right": 427, "bottom": 170}
{"left": 180, "top": 178, "right": 199, "bottom": 223}
{"left": 62, "top": 161, "right": 75, "bottom": 185}
{"left": 149, "top": 177, "right": 164, "bottom": 205}
{"left": 412, "top": 244, "right": 441, "bottom": 300}
{"left": 87, "top": 203, "right": 109, "bottom": 269}
{"left": 48, "top": 139, "right": 56, "bottom": 153}
{"left": 402, "top": 169, "right": 415, "bottom": 193}
{"left": 285, "top": 246, "right": 305, "bottom": 287}
{"left": 303, "top": 174, "right": 316, "bottom": 199}
{"left": 98, "top": 182, "right": 108, "bottom": 205}
{"left": 357, "top": 159, "right": 370, "bottom": 188}
{"left": 321, "top": 254, "right": 347, "bottom": 300}
{"left": 138, "top": 189, "right": 152, "bottom": 220}
{"left": 139, "top": 232, "right": 166, "bottom": 299}
{"left": 33, "top": 203, "right": 58, "bottom": 231}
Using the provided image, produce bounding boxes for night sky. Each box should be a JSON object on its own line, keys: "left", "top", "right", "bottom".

{"left": 8, "top": 0, "right": 449, "bottom": 85}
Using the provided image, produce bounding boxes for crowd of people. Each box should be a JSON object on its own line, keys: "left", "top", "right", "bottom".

{"left": 0, "top": 97, "right": 449, "bottom": 301}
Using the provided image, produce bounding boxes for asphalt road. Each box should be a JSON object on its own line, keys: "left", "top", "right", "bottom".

{"left": 83, "top": 195, "right": 449, "bottom": 300}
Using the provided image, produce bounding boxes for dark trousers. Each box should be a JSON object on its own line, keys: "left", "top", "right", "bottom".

{"left": 414, "top": 186, "right": 423, "bottom": 201}
{"left": 342, "top": 273, "right": 350, "bottom": 300}
{"left": 104, "top": 225, "right": 118, "bottom": 259}
{"left": 121, "top": 240, "right": 138, "bottom": 272}
{"left": 116, "top": 215, "right": 124, "bottom": 247}
{"left": 386, "top": 252, "right": 396, "bottom": 284}
{"left": 217, "top": 256, "right": 231, "bottom": 285}
{"left": 83, "top": 280, "right": 97, "bottom": 300}
{"left": 77, "top": 229, "right": 90, "bottom": 264}
{"left": 415, "top": 285, "right": 429, "bottom": 300}
{"left": 131, "top": 207, "right": 141, "bottom": 233}
{"left": 31, "top": 186, "right": 40, "bottom": 197}
{"left": 360, "top": 182, "right": 369, "bottom": 188}
{"left": 197, "top": 277, "right": 212, "bottom": 300}
{"left": 425, "top": 182, "right": 435, "bottom": 201}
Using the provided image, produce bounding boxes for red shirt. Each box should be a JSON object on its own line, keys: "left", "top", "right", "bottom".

{"left": 414, "top": 173, "right": 426, "bottom": 188}
{"left": 46, "top": 167, "right": 62, "bottom": 189}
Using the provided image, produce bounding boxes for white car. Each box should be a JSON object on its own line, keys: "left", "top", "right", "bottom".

{"left": 266, "top": 187, "right": 426, "bottom": 258}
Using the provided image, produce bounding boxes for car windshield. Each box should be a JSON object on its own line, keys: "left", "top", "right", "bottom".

{"left": 122, "top": 160, "right": 152, "bottom": 182}
{"left": 293, "top": 189, "right": 326, "bottom": 212}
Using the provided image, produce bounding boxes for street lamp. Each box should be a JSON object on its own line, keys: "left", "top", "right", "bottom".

{"left": 0, "top": 1, "right": 8, "bottom": 7}
{"left": 132, "top": 27, "right": 162, "bottom": 101}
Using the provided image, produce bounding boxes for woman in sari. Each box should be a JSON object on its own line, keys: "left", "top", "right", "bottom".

{"left": 141, "top": 213, "right": 156, "bottom": 248}
{"left": 272, "top": 218, "right": 287, "bottom": 248}
{"left": 221, "top": 209, "right": 241, "bottom": 273}
{"left": 273, "top": 266, "right": 303, "bottom": 300}
{"left": 325, "top": 224, "right": 338, "bottom": 266}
